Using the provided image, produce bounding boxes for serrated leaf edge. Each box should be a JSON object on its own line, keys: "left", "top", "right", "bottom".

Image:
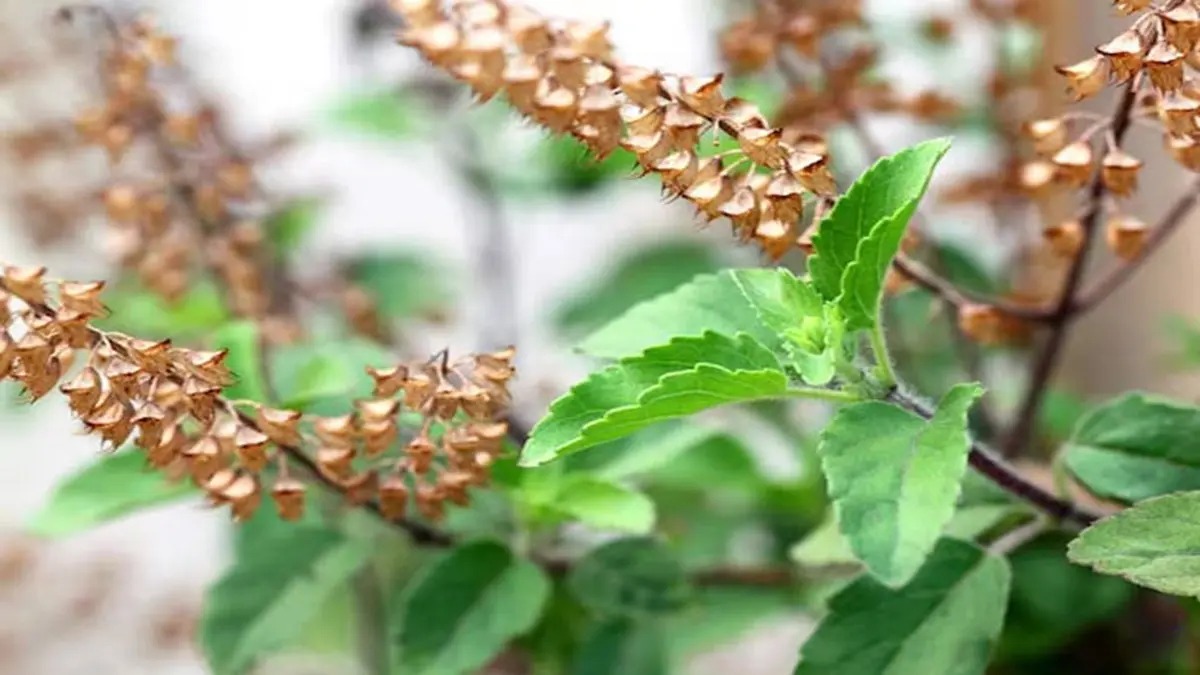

{"left": 522, "top": 332, "right": 787, "bottom": 467}
{"left": 809, "top": 137, "right": 952, "bottom": 303}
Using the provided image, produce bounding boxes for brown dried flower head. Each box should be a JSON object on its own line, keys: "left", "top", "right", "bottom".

{"left": 0, "top": 264, "right": 514, "bottom": 525}
{"left": 394, "top": 0, "right": 839, "bottom": 260}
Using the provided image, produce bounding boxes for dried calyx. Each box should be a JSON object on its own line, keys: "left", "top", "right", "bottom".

{"left": 0, "top": 264, "right": 514, "bottom": 524}
{"left": 393, "top": 0, "right": 838, "bottom": 260}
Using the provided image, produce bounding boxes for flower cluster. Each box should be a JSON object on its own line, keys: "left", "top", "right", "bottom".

{"left": 1025, "top": 2, "right": 1200, "bottom": 264}
{"left": 0, "top": 264, "right": 513, "bottom": 524}
{"left": 393, "top": 0, "right": 838, "bottom": 260}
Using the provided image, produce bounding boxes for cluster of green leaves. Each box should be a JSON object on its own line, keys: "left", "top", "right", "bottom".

{"left": 1061, "top": 393, "right": 1200, "bottom": 598}
{"left": 517, "top": 134, "right": 1200, "bottom": 672}
{"left": 519, "top": 138, "right": 1038, "bottom": 672}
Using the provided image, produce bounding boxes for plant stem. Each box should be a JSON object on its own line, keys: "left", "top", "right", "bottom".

{"left": 538, "top": 558, "right": 794, "bottom": 587}
{"left": 1002, "top": 79, "right": 1139, "bottom": 457}
{"left": 869, "top": 323, "right": 897, "bottom": 388}
{"left": 988, "top": 517, "right": 1048, "bottom": 555}
{"left": 352, "top": 561, "right": 390, "bottom": 675}
{"left": 785, "top": 387, "right": 861, "bottom": 404}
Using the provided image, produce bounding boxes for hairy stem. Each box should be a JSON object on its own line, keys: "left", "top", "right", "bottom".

{"left": 869, "top": 323, "right": 897, "bottom": 388}
{"left": 785, "top": 387, "right": 861, "bottom": 403}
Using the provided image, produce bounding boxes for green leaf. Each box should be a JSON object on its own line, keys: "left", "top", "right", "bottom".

{"left": 522, "top": 332, "right": 794, "bottom": 467}
{"left": 96, "top": 280, "right": 228, "bottom": 340}
{"left": 808, "top": 138, "right": 952, "bottom": 314}
{"left": 1064, "top": 392, "right": 1200, "bottom": 502}
{"left": 28, "top": 451, "right": 195, "bottom": 537}
{"left": 572, "top": 619, "right": 669, "bottom": 675}
{"left": 265, "top": 198, "right": 323, "bottom": 256}
{"left": 538, "top": 135, "right": 639, "bottom": 195}
{"left": 731, "top": 268, "right": 846, "bottom": 386}
{"left": 567, "top": 538, "right": 691, "bottom": 618}
{"left": 326, "top": 88, "right": 428, "bottom": 140}
{"left": 646, "top": 432, "right": 765, "bottom": 494}
{"left": 553, "top": 478, "right": 657, "bottom": 534}
{"left": 790, "top": 515, "right": 857, "bottom": 570}
{"left": 392, "top": 541, "right": 551, "bottom": 675}
{"left": 665, "top": 587, "right": 796, "bottom": 664}
{"left": 818, "top": 383, "right": 983, "bottom": 587}
{"left": 791, "top": 503, "right": 1019, "bottom": 571}
{"left": 1001, "top": 535, "right": 1134, "bottom": 660}
{"left": 579, "top": 269, "right": 795, "bottom": 360}
{"left": 579, "top": 267, "right": 844, "bottom": 385}
{"left": 347, "top": 250, "right": 452, "bottom": 320}
{"left": 1067, "top": 491, "right": 1200, "bottom": 597}
{"left": 279, "top": 352, "right": 356, "bottom": 411}
{"left": 794, "top": 538, "right": 1011, "bottom": 675}
{"left": 836, "top": 208, "right": 915, "bottom": 331}
{"left": 561, "top": 423, "right": 722, "bottom": 481}
{"left": 212, "top": 321, "right": 268, "bottom": 403}
{"left": 270, "top": 338, "right": 394, "bottom": 415}
{"left": 1038, "top": 388, "right": 1089, "bottom": 441}
{"left": 554, "top": 240, "right": 724, "bottom": 339}
{"left": 201, "top": 526, "right": 370, "bottom": 675}
{"left": 518, "top": 470, "right": 656, "bottom": 534}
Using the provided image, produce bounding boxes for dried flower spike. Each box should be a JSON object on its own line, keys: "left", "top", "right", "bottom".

{"left": 0, "top": 260, "right": 512, "bottom": 526}
{"left": 393, "top": 0, "right": 836, "bottom": 261}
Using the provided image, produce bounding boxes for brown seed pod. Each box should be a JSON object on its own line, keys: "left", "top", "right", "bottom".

{"left": 379, "top": 475, "right": 411, "bottom": 520}
{"left": 1052, "top": 142, "right": 1095, "bottom": 187}
{"left": 271, "top": 478, "right": 307, "bottom": 521}
{"left": 255, "top": 407, "right": 303, "bottom": 447}
{"left": 317, "top": 445, "right": 356, "bottom": 480}
{"left": 1055, "top": 56, "right": 1108, "bottom": 101}
{"left": 1095, "top": 30, "right": 1145, "bottom": 83}
{"left": 1101, "top": 149, "right": 1142, "bottom": 197}
{"left": 1043, "top": 220, "right": 1085, "bottom": 259}
{"left": 1024, "top": 118, "right": 1069, "bottom": 157}
{"left": 1145, "top": 42, "right": 1185, "bottom": 92}
{"left": 1106, "top": 215, "right": 1149, "bottom": 260}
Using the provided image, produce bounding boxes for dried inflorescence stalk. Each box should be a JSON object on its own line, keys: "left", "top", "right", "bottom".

{"left": 0, "top": 263, "right": 514, "bottom": 524}
{"left": 393, "top": 0, "right": 838, "bottom": 260}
